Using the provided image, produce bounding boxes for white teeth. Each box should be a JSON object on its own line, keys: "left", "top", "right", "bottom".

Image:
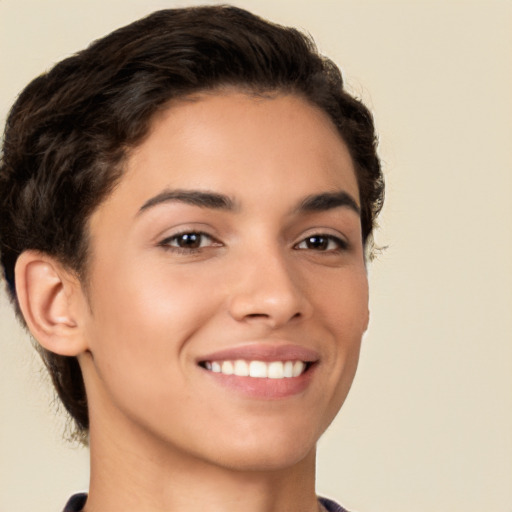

{"left": 292, "top": 361, "right": 305, "bottom": 377}
{"left": 268, "top": 361, "right": 284, "bottom": 379}
{"left": 221, "top": 361, "right": 234, "bottom": 375}
{"left": 249, "top": 361, "right": 268, "bottom": 378}
{"left": 204, "top": 359, "right": 309, "bottom": 379}
{"left": 234, "top": 360, "right": 249, "bottom": 377}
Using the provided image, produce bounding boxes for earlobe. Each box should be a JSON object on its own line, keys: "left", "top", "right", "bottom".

{"left": 15, "top": 251, "right": 88, "bottom": 356}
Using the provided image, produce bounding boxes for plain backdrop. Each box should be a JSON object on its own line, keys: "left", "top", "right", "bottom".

{"left": 1, "top": 1, "right": 511, "bottom": 511}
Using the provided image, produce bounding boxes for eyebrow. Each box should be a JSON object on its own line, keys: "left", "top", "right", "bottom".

{"left": 138, "top": 189, "right": 235, "bottom": 214}
{"left": 138, "top": 188, "right": 359, "bottom": 216}
{"left": 296, "top": 191, "right": 360, "bottom": 215}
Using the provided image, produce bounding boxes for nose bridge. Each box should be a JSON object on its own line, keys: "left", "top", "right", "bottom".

{"left": 228, "top": 240, "right": 308, "bottom": 326}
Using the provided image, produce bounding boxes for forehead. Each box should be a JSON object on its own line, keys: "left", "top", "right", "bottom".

{"left": 91, "top": 91, "right": 359, "bottom": 224}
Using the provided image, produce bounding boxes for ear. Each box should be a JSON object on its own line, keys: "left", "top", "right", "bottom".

{"left": 14, "top": 250, "right": 89, "bottom": 356}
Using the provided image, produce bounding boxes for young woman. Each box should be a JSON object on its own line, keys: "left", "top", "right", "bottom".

{"left": 0, "top": 6, "right": 383, "bottom": 512}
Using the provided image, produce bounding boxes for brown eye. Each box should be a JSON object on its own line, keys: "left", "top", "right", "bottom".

{"left": 174, "top": 233, "right": 203, "bottom": 248}
{"left": 295, "top": 234, "right": 347, "bottom": 251}
{"left": 304, "top": 236, "right": 329, "bottom": 250}
{"left": 160, "top": 231, "right": 220, "bottom": 251}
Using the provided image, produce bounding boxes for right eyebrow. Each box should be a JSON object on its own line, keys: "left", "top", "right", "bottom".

{"left": 137, "top": 189, "right": 236, "bottom": 215}
{"left": 295, "top": 191, "right": 360, "bottom": 215}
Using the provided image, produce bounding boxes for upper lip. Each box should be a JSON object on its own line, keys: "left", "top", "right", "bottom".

{"left": 197, "top": 343, "right": 320, "bottom": 363}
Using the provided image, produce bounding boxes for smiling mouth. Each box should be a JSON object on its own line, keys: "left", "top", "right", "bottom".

{"left": 199, "top": 360, "right": 313, "bottom": 379}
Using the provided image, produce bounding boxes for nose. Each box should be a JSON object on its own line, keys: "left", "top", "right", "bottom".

{"left": 227, "top": 248, "right": 311, "bottom": 329}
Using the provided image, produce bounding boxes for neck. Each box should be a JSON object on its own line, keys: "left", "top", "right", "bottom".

{"left": 84, "top": 412, "right": 319, "bottom": 512}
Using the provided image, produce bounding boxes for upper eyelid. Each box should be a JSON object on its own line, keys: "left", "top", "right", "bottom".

{"left": 294, "top": 227, "right": 349, "bottom": 242}
{"left": 155, "top": 223, "right": 221, "bottom": 242}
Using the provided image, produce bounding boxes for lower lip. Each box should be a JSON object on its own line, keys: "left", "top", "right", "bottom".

{"left": 201, "top": 365, "right": 316, "bottom": 399}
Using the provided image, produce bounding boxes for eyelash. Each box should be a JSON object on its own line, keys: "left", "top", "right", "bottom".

{"left": 158, "top": 231, "right": 221, "bottom": 254}
{"left": 158, "top": 231, "right": 348, "bottom": 254}
{"left": 294, "top": 234, "right": 348, "bottom": 252}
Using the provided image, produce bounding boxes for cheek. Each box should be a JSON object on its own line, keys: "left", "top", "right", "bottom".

{"left": 84, "top": 258, "right": 222, "bottom": 372}
{"left": 81, "top": 260, "right": 225, "bottom": 426}
{"left": 311, "top": 264, "right": 369, "bottom": 335}
{"left": 310, "top": 266, "right": 368, "bottom": 401}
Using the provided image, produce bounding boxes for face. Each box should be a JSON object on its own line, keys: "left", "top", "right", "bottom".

{"left": 79, "top": 91, "right": 369, "bottom": 472}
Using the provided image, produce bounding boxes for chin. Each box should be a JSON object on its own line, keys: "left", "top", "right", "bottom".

{"left": 196, "top": 420, "right": 322, "bottom": 473}
{"left": 211, "top": 441, "right": 316, "bottom": 473}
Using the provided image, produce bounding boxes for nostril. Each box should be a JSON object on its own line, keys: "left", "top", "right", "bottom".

{"left": 246, "top": 313, "right": 270, "bottom": 319}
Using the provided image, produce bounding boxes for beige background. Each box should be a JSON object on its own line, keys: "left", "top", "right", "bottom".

{"left": 1, "top": 1, "right": 511, "bottom": 511}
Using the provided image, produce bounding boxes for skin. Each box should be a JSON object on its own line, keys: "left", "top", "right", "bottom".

{"left": 18, "top": 91, "right": 370, "bottom": 512}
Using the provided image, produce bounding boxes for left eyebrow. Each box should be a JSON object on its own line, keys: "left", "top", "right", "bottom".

{"left": 138, "top": 189, "right": 235, "bottom": 215}
{"left": 296, "top": 191, "right": 360, "bottom": 215}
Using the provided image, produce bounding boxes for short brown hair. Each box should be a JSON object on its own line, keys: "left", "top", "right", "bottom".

{"left": 0, "top": 5, "right": 384, "bottom": 442}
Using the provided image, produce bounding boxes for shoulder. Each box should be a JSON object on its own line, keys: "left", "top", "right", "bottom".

{"left": 318, "top": 496, "right": 352, "bottom": 512}
{"left": 63, "top": 493, "right": 351, "bottom": 512}
{"left": 62, "top": 493, "right": 87, "bottom": 512}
